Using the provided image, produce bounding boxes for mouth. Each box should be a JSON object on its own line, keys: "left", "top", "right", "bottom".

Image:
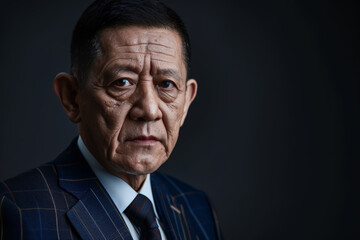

{"left": 134, "top": 135, "right": 158, "bottom": 141}
{"left": 127, "top": 135, "right": 160, "bottom": 146}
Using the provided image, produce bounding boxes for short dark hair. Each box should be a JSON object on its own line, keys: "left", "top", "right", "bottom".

{"left": 71, "top": 0, "right": 191, "bottom": 86}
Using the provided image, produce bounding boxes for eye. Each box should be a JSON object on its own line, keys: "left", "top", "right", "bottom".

{"left": 158, "top": 80, "right": 174, "bottom": 89}
{"left": 112, "top": 78, "right": 132, "bottom": 87}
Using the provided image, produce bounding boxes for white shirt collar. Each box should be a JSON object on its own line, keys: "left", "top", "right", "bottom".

{"left": 77, "top": 136, "right": 157, "bottom": 214}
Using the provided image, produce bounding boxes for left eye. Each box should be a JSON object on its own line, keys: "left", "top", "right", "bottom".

{"left": 158, "top": 80, "right": 174, "bottom": 89}
{"left": 112, "top": 78, "right": 131, "bottom": 87}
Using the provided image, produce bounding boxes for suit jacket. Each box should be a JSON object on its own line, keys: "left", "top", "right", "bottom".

{"left": 0, "top": 139, "right": 222, "bottom": 240}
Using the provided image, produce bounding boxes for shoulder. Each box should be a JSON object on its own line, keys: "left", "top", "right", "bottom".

{"left": 0, "top": 137, "right": 82, "bottom": 205}
{"left": 0, "top": 163, "right": 58, "bottom": 207}
{"left": 0, "top": 163, "right": 63, "bottom": 238}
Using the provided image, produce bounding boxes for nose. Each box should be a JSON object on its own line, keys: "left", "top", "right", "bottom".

{"left": 129, "top": 82, "right": 162, "bottom": 121}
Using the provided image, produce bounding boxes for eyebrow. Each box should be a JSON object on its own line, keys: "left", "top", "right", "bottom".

{"left": 156, "top": 69, "right": 183, "bottom": 82}
{"left": 102, "top": 65, "right": 183, "bottom": 83}
{"left": 103, "top": 65, "right": 138, "bottom": 81}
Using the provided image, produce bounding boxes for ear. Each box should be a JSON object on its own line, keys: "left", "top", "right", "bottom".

{"left": 180, "top": 79, "right": 198, "bottom": 126}
{"left": 53, "top": 72, "right": 81, "bottom": 123}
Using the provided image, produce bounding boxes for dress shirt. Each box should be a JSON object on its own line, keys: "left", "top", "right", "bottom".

{"left": 77, "top": 136, "right": 167, "bottom": 240}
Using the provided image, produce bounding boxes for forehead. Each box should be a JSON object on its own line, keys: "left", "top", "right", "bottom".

{"left": 96, "top": 26, "right": 185, "bottom": 73}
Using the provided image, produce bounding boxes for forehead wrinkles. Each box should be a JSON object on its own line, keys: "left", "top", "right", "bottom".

{"left": 115, "top": 43, "right": 178, "bottom": 64}
{"left": 96, "top": 45, "right": 179, "bottom": 78}
{"left": 117, "top": 43, "right": 176, "bottom": 56}
{"left": 96, "top": 27, "right": 184, "bottom": 76}
{"left": 101, "top": 28, "right": 179, "bottom": 56}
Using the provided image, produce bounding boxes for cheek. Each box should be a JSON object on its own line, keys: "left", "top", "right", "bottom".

{"left": 81, "top": 94, "right": 129, "bottom": 133}
{"left": 162, "top": 102, "right": 185, "bottom": 141}
{"left": 101, "top": 101, "right": 126, "bottom": 130}
{"left": 166, "top": 98, "right": 186, "bottom": 123}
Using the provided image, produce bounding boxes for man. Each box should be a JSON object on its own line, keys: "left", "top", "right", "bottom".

{"left": 0, "top": 0, "right": 222, "bottom": 239}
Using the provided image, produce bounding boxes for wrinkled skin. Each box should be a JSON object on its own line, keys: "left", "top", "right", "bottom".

{"left": 54, "top": 26, "right": 197, "bottom": 190}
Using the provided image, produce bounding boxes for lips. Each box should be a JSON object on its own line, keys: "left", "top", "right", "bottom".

{"left": 125, "top": 135, "right": 160, "bottom": 147}
{"left": 133, "top": 135, "right": 158, "bottom": 141}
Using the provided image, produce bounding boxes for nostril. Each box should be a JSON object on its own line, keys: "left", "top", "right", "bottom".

{"left": 129, "top": 103, "right": 162, "bottom": 122}
{"left": 136, "top": 116, "right": 146, "bottom": 122}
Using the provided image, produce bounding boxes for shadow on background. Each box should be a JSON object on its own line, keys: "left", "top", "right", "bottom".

{"left": 0, "top": 0, "right": 359, "bottom": 239}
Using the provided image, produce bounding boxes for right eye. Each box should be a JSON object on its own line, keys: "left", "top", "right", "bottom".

{"left": 111, "top": 78, "right": 132, "bottom": 87}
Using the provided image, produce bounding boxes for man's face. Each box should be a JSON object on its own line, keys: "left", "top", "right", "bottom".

{"left": 76, "top": 26, "right": 196, "bottom": 177}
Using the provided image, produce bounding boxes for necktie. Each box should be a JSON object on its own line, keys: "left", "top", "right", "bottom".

{"left": 124, "top": 194, "right": 162, "bottom": 240}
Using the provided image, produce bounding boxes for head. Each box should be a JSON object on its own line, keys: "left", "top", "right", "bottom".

{"left": 53, "top": 0, "right": 197, "bottom": 187}
{"left": 71, "top": 0, "right": 191, "bottom": 87}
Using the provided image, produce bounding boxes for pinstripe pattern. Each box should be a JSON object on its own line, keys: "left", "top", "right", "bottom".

{"left": 180, "top": 204, "right": 192, "bottom": 239}
{"left": 95, "top": 182, "right": 125, "bottom": 222}
{"left": 80, "top": 200, "right": 107, "bottom": 239}
{"left": 61, "top": 190, "right": 74, "bottom": 240}
{"left": 0, "top": 139, "right": 222, "bottom": 239}
{"left": 36, "top": 168, "right": 60, "bottom": 240}
{"left": 72, "top": 208, "right": 95, "bottom": 240}
{"left": 151, "top": 173, "right": 223, "bottom": 240}
{"left": 90, "top": 188, "right": 123, "bottom": 238}
{"left": 168, "top": 194, "right": 182, "bottom": 236}
{"left": 175, "top": 204, "right": 187, "bottom": 239}
{"left": 159, "top": 190, "right": 178, "bottom": 239}
{"left": 67, "top": 181, "right": 132, "bottom": 240}
{"left": 165, "top": 175, "right": 210, "bottom": 239}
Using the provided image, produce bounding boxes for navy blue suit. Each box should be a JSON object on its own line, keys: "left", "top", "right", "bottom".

{"left": 0, "top": 139, "right": 222, "bottom": 239}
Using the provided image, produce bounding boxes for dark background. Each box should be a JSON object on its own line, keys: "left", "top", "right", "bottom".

{"left": 1, "top": 0, "right": 359, "bottom": 239}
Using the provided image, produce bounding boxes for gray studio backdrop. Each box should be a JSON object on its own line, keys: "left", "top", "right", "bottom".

{"left": 1, "top": 0, "right": 359, "bottom": 239}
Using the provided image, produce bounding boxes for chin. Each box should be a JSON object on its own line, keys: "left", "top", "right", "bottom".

{"left": 110, "top": 155, "right": 166, "bottom": 176}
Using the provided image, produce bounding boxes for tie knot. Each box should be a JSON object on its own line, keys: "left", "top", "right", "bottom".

{"left": 125, "top": 194, "right": 160, "bottom": 237}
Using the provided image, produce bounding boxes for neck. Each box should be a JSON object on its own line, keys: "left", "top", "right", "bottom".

{"left": 116, "top": 173, "right": 147, "bottom": 192}
{"left": 102, "top": 163, "right": 148, "bottom": 191}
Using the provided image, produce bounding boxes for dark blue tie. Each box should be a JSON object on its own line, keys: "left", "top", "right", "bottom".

{"left": 124, "top": 194, "right": 162, "bottom": 240}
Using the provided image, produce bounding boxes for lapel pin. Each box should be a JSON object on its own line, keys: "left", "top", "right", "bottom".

{"left": 170, "top": 205, "right": 181, "bottom": 214}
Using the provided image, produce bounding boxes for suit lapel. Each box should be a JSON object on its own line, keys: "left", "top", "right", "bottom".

{"left": 67, "top": 182, "right": 132, "bottom": 240}
{"left": 55, "top": 139, "right": 132, "bottom": 240}
{"left": 151, "top": 173, "right": 196, "bottom": 240}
